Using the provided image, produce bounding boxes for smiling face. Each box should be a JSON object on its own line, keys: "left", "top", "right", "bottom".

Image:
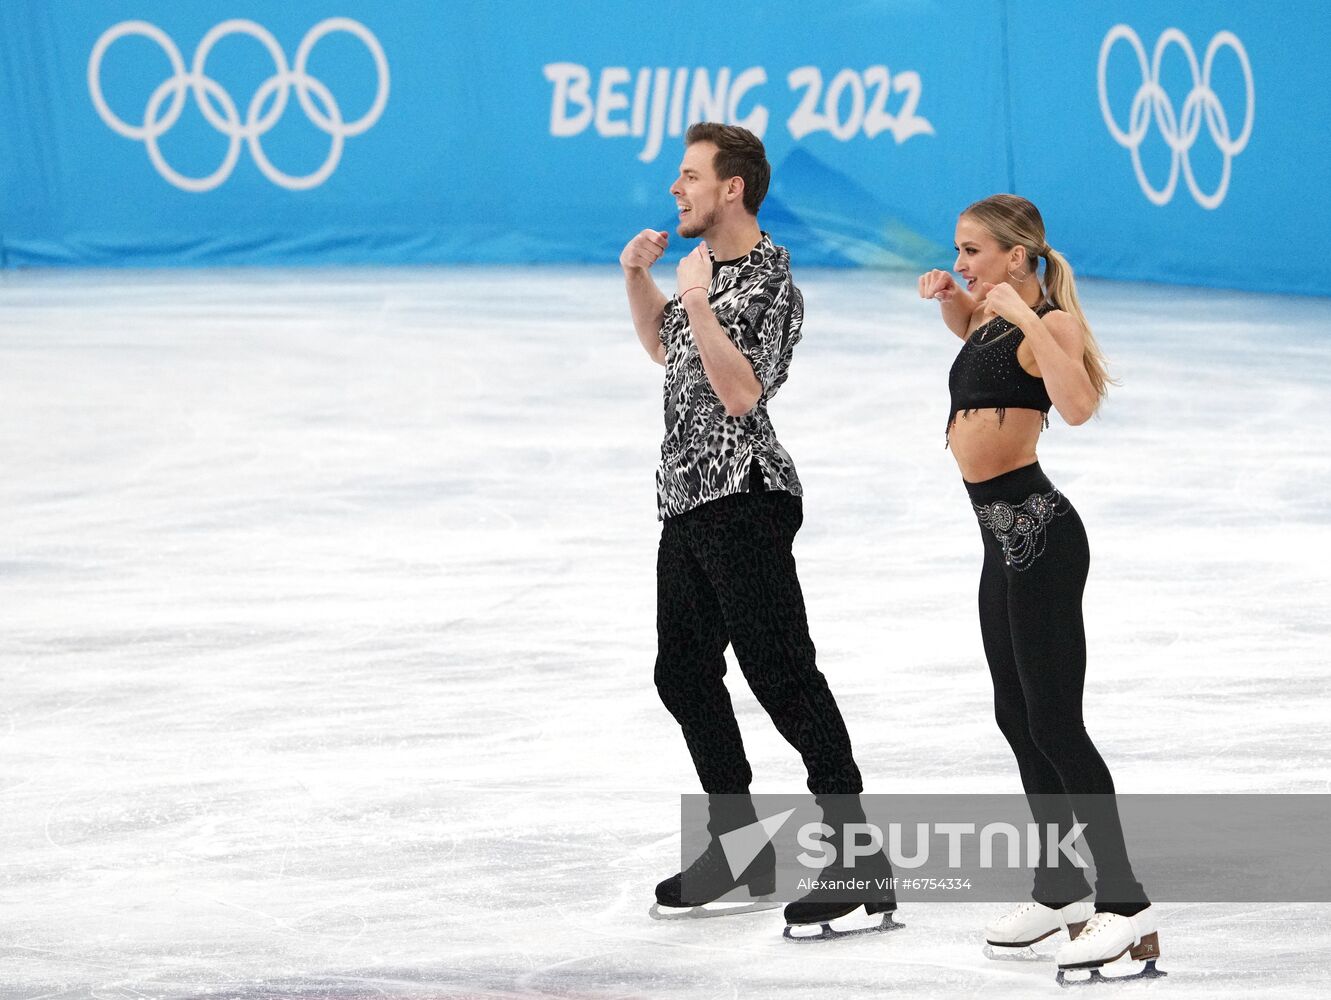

{"left": 953, "top": 213, "right": 1026, "bottom": 292}
{"left": 669, "top": 141, "right": 734, "bottom": 239}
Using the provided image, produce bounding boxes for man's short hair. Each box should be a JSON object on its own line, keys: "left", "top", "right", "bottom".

{"left": 685, "top": 122, "right": 770, "bottom": 216}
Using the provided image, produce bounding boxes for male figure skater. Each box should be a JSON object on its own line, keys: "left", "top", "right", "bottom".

{"left": 620, "top": 123, "right": 895, "bottom": 939}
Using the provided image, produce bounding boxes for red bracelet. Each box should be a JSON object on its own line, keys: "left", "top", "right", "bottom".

{"left": 680, "top": 285, "right": 708, "bottom": 300}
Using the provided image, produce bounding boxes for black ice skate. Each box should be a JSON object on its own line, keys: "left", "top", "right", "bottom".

{"left": 648, "top": 839, "right": 779, "bottom": 920}
{"left": 783, "top": 794, "right": 904, "bottom": 942}
{"left": 782, "top": 893, "right": 903, "bottom": 942}
{"left": 782, "top": 852, "right": 901, "bottom": 942}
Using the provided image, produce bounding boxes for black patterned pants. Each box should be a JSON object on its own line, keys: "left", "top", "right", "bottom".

{"left": 654, "top": 485, "right": 863, "bottom": 795}
{"left": 968, "top": 461, "right": 1149, "bottom": 916}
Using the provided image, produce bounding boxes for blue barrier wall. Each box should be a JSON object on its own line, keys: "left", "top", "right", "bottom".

{"left": 0, "top": 0, "right": 1324, "bottom": 295}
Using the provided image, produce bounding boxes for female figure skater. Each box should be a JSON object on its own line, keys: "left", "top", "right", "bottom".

{"left": 918, "top": 195, "right": 1162, "bottom": 983}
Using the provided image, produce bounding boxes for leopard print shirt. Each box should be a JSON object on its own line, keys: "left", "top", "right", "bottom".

{"left": 655, "top": 233, "right": 804, "bottom": 520}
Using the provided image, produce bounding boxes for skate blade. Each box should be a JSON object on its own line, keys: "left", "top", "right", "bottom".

{"left": 1057, "top": 959, "right": 1167, "bottom": 987}
{"left": 783, "top": 910, "right": 905, "bottom": 943}
{"left": 648, "top": 898, "right": 780, "bottom": 920}
{"left": 983, "top": 943, "right": 1050, "bottom": 962}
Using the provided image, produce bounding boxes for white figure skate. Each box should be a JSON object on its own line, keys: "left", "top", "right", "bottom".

{"left": 983, "top": 899, "right": 1094, "bottom": 961}
{"left": 1054, "top": 906, "right": 1166, "bottom": 986}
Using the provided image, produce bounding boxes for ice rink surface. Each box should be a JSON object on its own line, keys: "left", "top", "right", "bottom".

{"left": 1, "top": 266, "right": 1329, "bottom": 999}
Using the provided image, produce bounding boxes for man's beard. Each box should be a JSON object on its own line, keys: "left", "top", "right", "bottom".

{"left": 676, "top": 207, "right": 716, "bottom": 239}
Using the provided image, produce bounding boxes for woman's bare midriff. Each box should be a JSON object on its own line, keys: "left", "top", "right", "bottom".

{"left": 949, "top": 407, "right": 1044, "bottom": 483}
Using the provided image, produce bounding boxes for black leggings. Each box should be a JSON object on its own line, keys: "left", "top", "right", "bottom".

{"left": 654, "top": 485, "right": 863, "bottom": 796}
{"left": 966, "top": 462, "right": 1148, "bottom": 916}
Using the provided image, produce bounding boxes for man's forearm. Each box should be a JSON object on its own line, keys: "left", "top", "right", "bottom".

{"left": 624, "top": 268, "right": 668, "bottom": 365}
{"left": 681, "top": 290, "right": 762, "bottom": 416}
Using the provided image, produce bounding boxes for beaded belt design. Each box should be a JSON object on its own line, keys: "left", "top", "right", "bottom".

{"left": 972, "top": 489, "right": 1067, "bottom": 571}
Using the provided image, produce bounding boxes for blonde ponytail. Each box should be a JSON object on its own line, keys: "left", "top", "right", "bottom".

{"left": 962, "top": 194, "right": 1116, "bottom": 412}
{"left": 1041, "top": 247, "right": 1114, "bottom": 407}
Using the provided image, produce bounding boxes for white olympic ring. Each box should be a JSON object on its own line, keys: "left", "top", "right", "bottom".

{"left": 1097, "top": 24, "right": 1254, "bottom": 209}
{"left": 88, "top": 18, "right": 390, "bottom": 192}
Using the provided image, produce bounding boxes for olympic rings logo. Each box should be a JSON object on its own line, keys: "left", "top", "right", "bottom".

{"left": 1097, "top": 25, "right": 1254, "bottom": 209}
{"left": 88, "top": 18, "right": 390, "bottom": 192}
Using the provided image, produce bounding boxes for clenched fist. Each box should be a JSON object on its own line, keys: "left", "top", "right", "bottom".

{"left": 977, "top": 281, "right": 1032, "bottom": 325}
{"left": 621, "top": 229, "right": 670, "bottom": 273}
{"left": 918, "top": 268, "right": 959, "bottom": 301}
{"left": 676, "top": 242, "right": 712, "bottom": 299}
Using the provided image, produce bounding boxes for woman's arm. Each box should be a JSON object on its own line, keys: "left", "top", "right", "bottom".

{"left": 919, "top": 269, "right": 979, "bottom": 339}
{"left": 985, "top": 284, "right": 1098, "bottom": 425}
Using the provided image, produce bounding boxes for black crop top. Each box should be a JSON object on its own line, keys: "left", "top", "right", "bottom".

{"left": 946, "top": 305, "right": 1054, "bottom": 446}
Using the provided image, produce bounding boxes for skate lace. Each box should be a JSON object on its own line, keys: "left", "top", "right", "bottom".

{"left": 1077, "top": 912, "right": 1114, "bottom": 939}
{"left": 999, "top": 901, "right": 1042, "bottom": 925}
{"left": 683, "top": 842, "right": 730, "bottom": 878}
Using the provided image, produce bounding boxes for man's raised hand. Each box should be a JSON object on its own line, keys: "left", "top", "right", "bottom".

{"left": 620, "top": 229, "right": 670, "bottom": 272}
{"left": 676, "top": 242, "right": 712, "bottom": 299}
